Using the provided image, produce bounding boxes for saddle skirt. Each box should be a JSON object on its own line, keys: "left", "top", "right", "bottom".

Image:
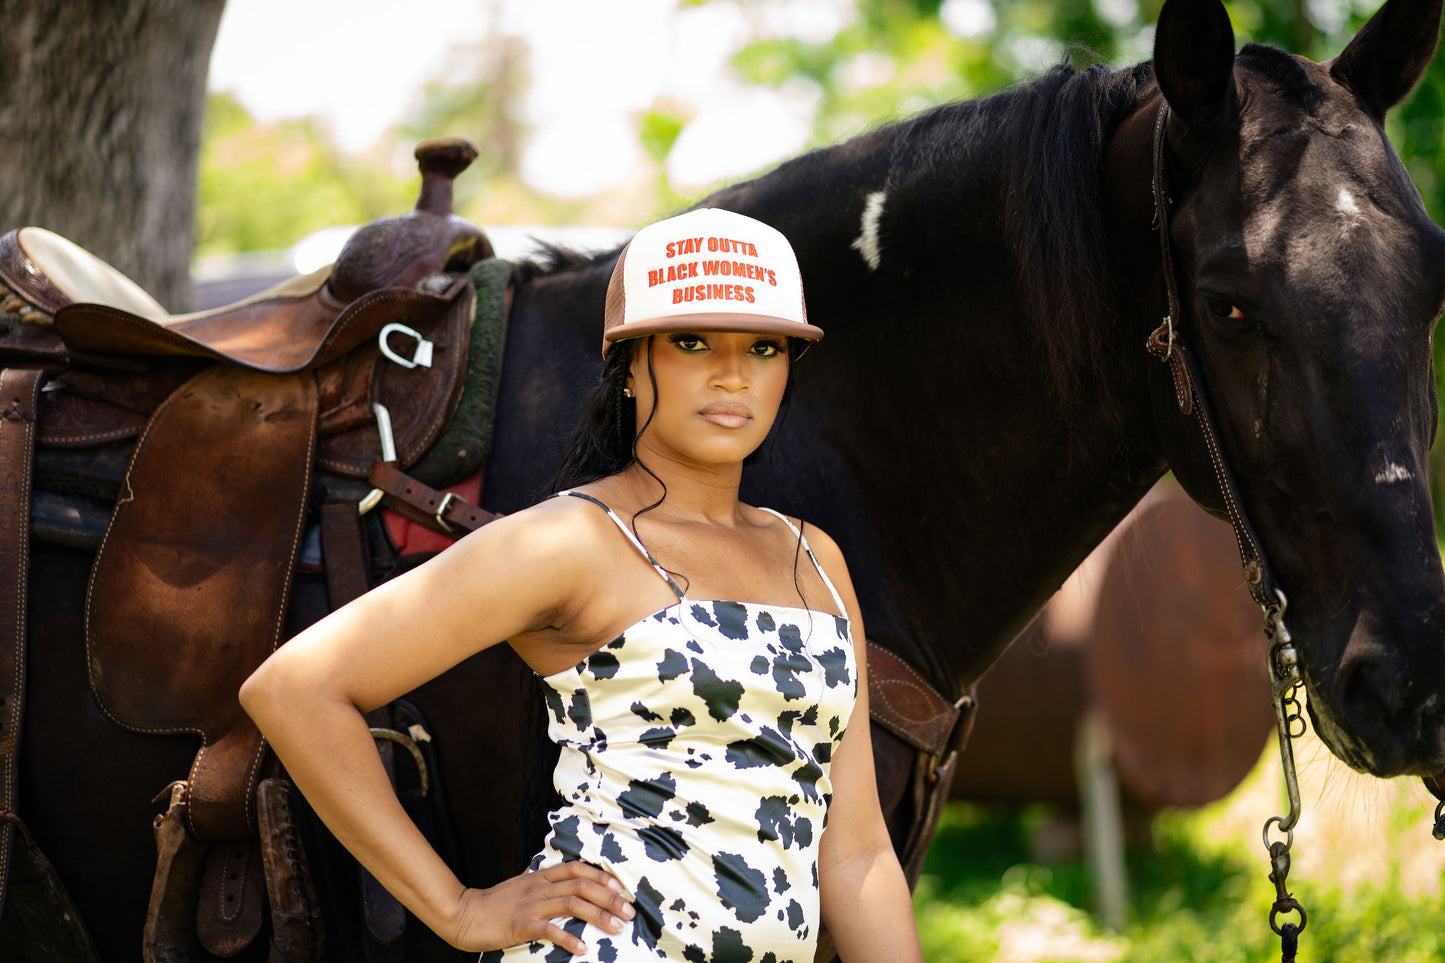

{"left": 0, "top": 137, "right": 511, "bottom": 956}
{"left": 1, "top": 221, "right": 488, "bottom": 841}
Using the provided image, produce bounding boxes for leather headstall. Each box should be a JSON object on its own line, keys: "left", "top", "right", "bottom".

{"left": 1145, "top": 102, "right": 1285, "bottom": 617}
{"left": 1148, "top": 102, "right": 1326, "bottom": 951}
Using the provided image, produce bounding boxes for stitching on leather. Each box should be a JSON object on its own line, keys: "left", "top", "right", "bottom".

{"left": 246, "top": 380, "right": 317, "bottom": 832}
{"left": 216, "top": 843, "right": 242, "bottom": 922}
{"left": 401, "top": 289, "right": 473, "bottom": 466}
{"left": 38, "top": 425, "right": 139, "bottom": 445}
{"left": 867, "top": 644, "right": 956, "bottom": 753}
{"left": 0, "top": 370, "right": 40, "bottom": 877}
{"left": 873, "top": 679, "right": 948, "bottom": 726}
{"left": 869, "top": 642, "right": 933, "bottom": 689}
{"left": 82, "top": 375, "right": 208, "bottom": 742}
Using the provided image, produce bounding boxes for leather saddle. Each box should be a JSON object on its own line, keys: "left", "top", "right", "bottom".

{"left": 0, "top": 139, "right": 495, "bottom": 958}
{"left": 0, "top": 138, "right": 497, "bottom": 954}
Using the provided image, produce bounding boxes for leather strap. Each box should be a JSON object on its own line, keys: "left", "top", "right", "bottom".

{"left": 367, "top": 460, "right": 496, "bottom": 536}
{"left": 1146, "top": 102, "right": 1282, "bottom": 613}
{"left": 319, "top": 502, "right": 372, "bottom": 608}
{"left": 865, "top": 640, "right": 977, "bottom": 886}
{"left": 0, "top": 368, "right": 43, "bottom": 923}
{"left": 317, "top": 502, "right": 409, "bottom": 951}
{"left": 196, "top": 840, "right": 266, "bottom": 956}
{"left": 256, "top": 778, "right": 324, "bottom": 961}
{"left": 867, "top": 641, "right": 965, "bottom": 757}
{"left": 142, "top": 782, "right": 207, "bottom": 961}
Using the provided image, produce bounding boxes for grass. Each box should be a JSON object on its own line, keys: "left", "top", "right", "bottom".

{"left": 913, "top": 728, "right": 1445, "bottom": 962}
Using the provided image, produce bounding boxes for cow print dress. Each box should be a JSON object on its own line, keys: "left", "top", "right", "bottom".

{"left": 482, "top": 491, "right": 857, "bottom": 963}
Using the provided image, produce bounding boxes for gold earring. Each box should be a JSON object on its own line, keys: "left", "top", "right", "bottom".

{"left": 623, "top": 386, "right": 634, "bottom": 398}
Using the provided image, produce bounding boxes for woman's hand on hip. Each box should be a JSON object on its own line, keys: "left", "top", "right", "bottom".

{"left": 452, "top": 861, "right": 636, "bottom": 955}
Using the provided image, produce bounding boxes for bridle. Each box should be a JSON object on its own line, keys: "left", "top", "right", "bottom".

{"left": 1145, "top": 101, "right": 1309, "bottom": 962}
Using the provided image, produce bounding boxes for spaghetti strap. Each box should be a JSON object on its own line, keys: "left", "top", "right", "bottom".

{"left": 554, "top": 490, "right": 685, "bottom": 600}
{"left": 756, "top": 507, "right": 848, "bottom": 617}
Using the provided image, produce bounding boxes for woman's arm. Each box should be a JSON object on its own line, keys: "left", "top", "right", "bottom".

{"left": 240, "top": 501, "right": 635, "bottom": 954}
{"left": 807, "top": 529, "right": 924, "bottom": 963}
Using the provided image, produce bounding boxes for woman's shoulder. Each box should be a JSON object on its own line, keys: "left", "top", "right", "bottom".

{"left": 451, "top": 489, "right": 628, "bottom": 570}
{"left": 543, "top": 484, "right": 637, "bottom": 531}
{"left": 747, "top": 504, "right": 849, "bottom": 574}
{"left": 746, "top": 504, "right": 839, "bottom": 549}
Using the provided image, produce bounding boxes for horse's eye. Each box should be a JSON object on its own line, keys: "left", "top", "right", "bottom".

{"left": 1203, "top": 295, "right": 1246, "bottom": 322}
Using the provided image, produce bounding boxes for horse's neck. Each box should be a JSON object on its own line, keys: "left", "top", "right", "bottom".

{"left": 716, "top": 109, "right": 1168, "bottom": 693}
{"left": 490, "top": 95, "right": 1170, "bottom": 698}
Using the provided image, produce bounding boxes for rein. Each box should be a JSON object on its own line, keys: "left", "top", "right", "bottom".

{"left": 1146, "top": 102, "right": 1308, "bottom": 962}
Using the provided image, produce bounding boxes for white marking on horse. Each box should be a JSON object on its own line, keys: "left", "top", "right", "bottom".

{"left": 1336, "top": 188, "right": 1361, "bottom": 220}
{"left": 1374, "top": 462, "right": 1413, "bottom": 484}
{"left": 851, "top": 191, "right": 886, "bottom": 271}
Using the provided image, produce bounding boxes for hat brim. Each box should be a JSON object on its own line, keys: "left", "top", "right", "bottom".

{"left": 604, "top": 312, "right": 824, "bottom": 345}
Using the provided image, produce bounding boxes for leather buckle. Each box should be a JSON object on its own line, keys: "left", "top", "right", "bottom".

{"left": 434, "top": 492, "right": 457, "bottom": 532}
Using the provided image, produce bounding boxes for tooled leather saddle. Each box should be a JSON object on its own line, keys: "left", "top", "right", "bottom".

{"left": 0, "top": 138, "right": 504, "bottom": 960}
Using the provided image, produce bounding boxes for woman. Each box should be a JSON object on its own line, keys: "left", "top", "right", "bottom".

{"left": 241, "top": 208, "right": 923, "bottom": 962}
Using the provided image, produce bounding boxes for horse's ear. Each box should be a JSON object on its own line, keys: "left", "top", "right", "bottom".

{"left": 1154, "top": 0, "right": 1238, "bottom": 133}
{"left": 1329, "top": 0, "right": 1442, "bottom": 120}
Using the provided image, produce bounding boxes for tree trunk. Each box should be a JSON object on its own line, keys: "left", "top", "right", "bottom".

{"left": 0, "top": 0, "right": 225, "bottom": 311}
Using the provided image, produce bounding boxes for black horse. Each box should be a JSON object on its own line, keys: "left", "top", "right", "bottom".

{"left": 13, "top": 0, "right": 1445, "bottom": 957}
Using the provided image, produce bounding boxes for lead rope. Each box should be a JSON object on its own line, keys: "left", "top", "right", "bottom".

{"left": 1146, "top": 101, "right": 1308, "bottom": 962}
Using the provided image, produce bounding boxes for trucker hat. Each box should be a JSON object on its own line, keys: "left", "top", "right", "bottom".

{"left": 602, "top": 208, "right": 824, "bottom": 354}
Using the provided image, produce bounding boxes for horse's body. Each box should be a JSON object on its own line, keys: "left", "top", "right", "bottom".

{"left": 12, "top": 0, "right": 1445, "bottom": 958}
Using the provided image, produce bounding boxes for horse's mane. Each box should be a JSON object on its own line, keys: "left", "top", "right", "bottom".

{"left": 510, "top": 240, "right": 615, "bottom": 286}
{"left": 512, "top": 59, "right": 1157, "bottom": 406}
{"left": 885, "top": 59, "right": 1157, "bottom": 404}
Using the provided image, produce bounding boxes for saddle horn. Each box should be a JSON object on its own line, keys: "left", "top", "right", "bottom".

{"left": 328, "top": 137, "right": 494, "bottom": 303}
{"left": 415, "top": 137, "right": 478, "bottom": 216}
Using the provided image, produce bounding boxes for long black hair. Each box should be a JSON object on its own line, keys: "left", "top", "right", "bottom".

{"left": 549, "top": 339, "right": 646, "bottom": 492}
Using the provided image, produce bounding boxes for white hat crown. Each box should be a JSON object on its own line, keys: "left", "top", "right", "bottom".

{"left": 603, "top": 208, "right": 822, "bottom": 353}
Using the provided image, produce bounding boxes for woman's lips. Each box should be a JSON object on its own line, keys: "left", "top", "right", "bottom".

{"left": 699, "top": 403, "right": 752, "bottom": 429}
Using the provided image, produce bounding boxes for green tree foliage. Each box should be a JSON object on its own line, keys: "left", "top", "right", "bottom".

{"left": 196, "top": 92, "right": 411, "bottom": 257}
{"left": 729, "top": 0, "right": 1445, "bottom": 207}
{"left": 394, "top": 33, "right": 535, "bottom": 223}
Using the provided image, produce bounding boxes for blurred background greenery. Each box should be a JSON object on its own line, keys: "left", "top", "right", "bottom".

{"left": 913, "top": 724, "right": 1445, "bottom": 962}
{"left": 197, "top": 0, "right": 1445, "bottom": 249}
{"left": 198, "top": 0, "right": 1445, "bottom": 527}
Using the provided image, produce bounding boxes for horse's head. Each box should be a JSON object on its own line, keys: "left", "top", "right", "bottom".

{"left": 1151, "top": 0, "right": 1445, "bottom": 777}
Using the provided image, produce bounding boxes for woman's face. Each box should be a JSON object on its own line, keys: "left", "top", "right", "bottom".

{"left": 628, "top": 331, "right": 790, "bottom": 469}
